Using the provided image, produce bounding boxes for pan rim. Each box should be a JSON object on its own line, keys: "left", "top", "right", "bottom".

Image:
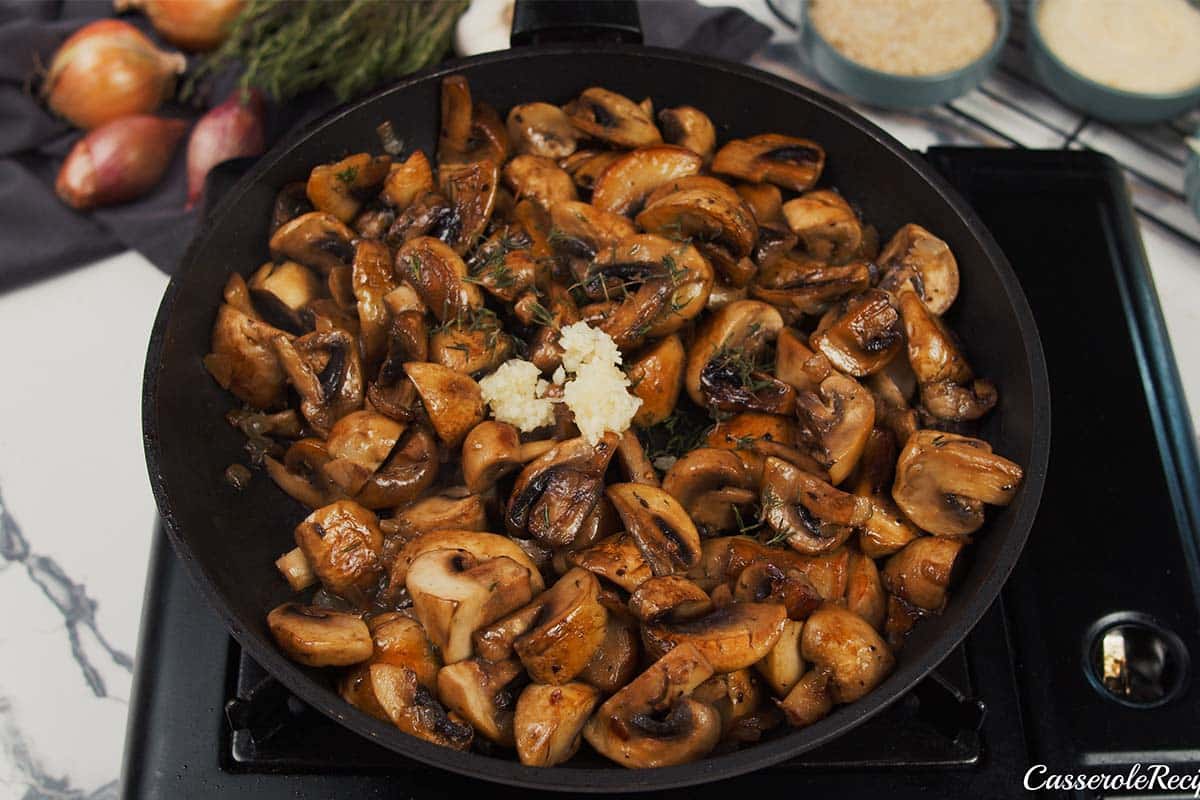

{"left": 142, "top": 42, "right": 1050, "bottom": 793}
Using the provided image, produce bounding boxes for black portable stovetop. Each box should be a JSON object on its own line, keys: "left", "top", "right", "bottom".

{"left": 121, "top": 149, "right": 1200, "bottom": 799}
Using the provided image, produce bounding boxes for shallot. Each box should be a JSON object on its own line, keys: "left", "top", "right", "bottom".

{"left": 43, "top": 19, "right": 186, "bottom": 130}
{"left": 185, "top": 89, "right": 266, "bottom": 209}
{"left": 115, "top": 0, "right": 244, "bottom": 52}
{"left": 56, "top": 115, "right": 188, "bottom": 210}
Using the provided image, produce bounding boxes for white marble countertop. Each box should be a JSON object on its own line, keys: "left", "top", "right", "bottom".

{"left": 1, "top": 3, "right": 1198, "bottom": 796}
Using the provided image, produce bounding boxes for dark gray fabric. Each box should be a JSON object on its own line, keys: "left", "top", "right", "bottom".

{"left": 0, "top": 0, "right": 770, "bottom": 291}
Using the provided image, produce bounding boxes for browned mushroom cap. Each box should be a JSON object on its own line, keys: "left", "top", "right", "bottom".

{"left": 437, "top": 657, "right": 526, "bottom": 745}
{"left": 733, "top": 562, "right": 822, "bottom": 620}
{"left": 882, "top": 535, "right": 965, "bottom": 613}
{"left": 467, "top": 102, "right": 510, "bottom": 164}
{"left": 391, "top": 530, "right": 546, "bottom": 592}
{"left": 306, "top": 152, "right": 391, "bottom": 223}
{"left": 643, "top": 601, "right": 787, "bottom": 672}
{"left": 607, "top": 482, "right": 702, "bottom": 576}
{"left": 626, "top": 334, "right": 685, "bottom": 427}
{"left": 576, "top": 592, "right": 640, "bottom": 692}
{"left": 661, "top": 448, "right": 758, "bottom": 536}
{"left": 348, "top": 241, "right": 397, "bottom": 372}
{"left": 691, "top": 669, "right": 764, "bottom": 738}
{"left": 271, "top": 181, "right": 313, "bottom": 233}
{"left": 205, "top": 302, "right": 290, "bottom": 410}
{"left": 264, "top": 438, "right": 341, "bottom": 509}
{"left": 461, "top": 421, "right": 556, "bottom": 494}
{"left": 636, "top": 186, "right": 759, "bottom": 283}
{"left": 395, "top": 236, "right": 483, "bottom": 323}
{"left": 340, "top": 614, "right": 443, "bottom": 718}
{"left": 878, "top": 224, "right": 959, "bottom": 315}
{"left": 368, "top": 309, "right": 427, "bottom": 420}
{"left": 269, "top": 211, "right": 355, "bottom": 275}
{"left": 751, "top": 253, "right": 873, "bottom": 316}
{"left": 368, "top": 663, "right": 474, "bottom": 749}
{"left": 892, "top": 430, "right": 1023, "bottom": 536}
{"left": 583, "top": 643, "right": 721, "bottom": 768}
{"left": 502, "top": 154, "right": 578, "bottom": 207}
{"left": 293, "top": 500, "right": 383, "bottom": 603}
{"left": 465, "top": 227, "right": 538, "bottom": 303}
{"left": 761, "top": 457, "right": 872, "bottom": 555}
{"left": 506, "top": 433, "right": 619, "bottom": 547}
{"left": 795, "top": 372, "right": 876, "bottom": 485}
{"left": 778, "top": 668, "right": 833, "bottom": 727}
{"left": 850, "top": 428, "right": 920, "bottom": 557}
{"left": 865, "top": 361, "right": 920, "bottom": 446}
{"left": 438, "top": 158, "right": 500, "bottom": 255}
{"left": 384, "top": 191, "right": 457, "bottom": 248}
{"left": 567, "top": 532, "right": 654, "bottom": 592}
{"left": 755, "top": 618, "right": 805, "bottom": 696}
{"left": 629, "top": 575, "right": 714, "bottom": 623}
{"left": 272, "top": 326, "right": 364, "bottom": 436}
{"left": 514, "top": 682, "right": 600, "bottom": 767}
{"left": 657, "top": 106, "right": 717, "bottom": 163}
{"left": 711, "top": 134, "right": 825, "bottom": 192}
{"left": 382, "top": 150, "right": 435, "bottom": 210}
{"left": 548, "top": 200, "right": 636, "bottom": 261}
{"left": 438, "top": 75, "right": 473, "bottom": 162}
{"left": 773, "top": 328, "right": 830, "bottom": 394}
{"left": 247, "top": 260, "right": 322, "bottom": 334}
{"left": 507, "top": 102, "right": 580, "bottom": 160}
{"left": 781, "top": 190, "right": 863, "bottom": 264}
{"left": 591, "top": 145, "right": 703, "bottom": 217}
{"left": 896, "top": 289, "right": 996, "bottom": 421}
{"left": 736, "top": 182, "right": 784, "bottom": 225}
{"left": 564, "top": 87, "right": 662, "bottom": 149}
{"left": 686, "top": 299, "right": 795, "bottom": 415}
{"left": 811, "top": 289, "right": 904, "bottom": 377}
{"left": 353, "top": 424, "right": 440, "bottom": 509}
{"left": 320, "top": 410, "right": 404, "bottom": 496}
{"left": 513, "top": 567, "right": 609, "bottom": 684}
{"left": 387, "top": 490, "right": 489, "bottom": 540}
{"left": 403, "top": 361, "right": 484, "bottom": 447}
{"left": 406, "top": 548, "right": 535, "bottom": 663}
{"left": 559, "top": 149, "right": 622, "bottom": 192}
{"left": 268, "top": 603, "right": 372, "bottom": 666}
{"left": 705, "top": 410, "right": 801, "bottom": 472}
{"left": 613, "top": 430, "right": 658, "bottom": 487}
{"left": 846, "top": 552, "right": 886, "bottom": 630}
{"left": 799, "top": 603, "right": 895, "bottom": 703}
{"left": 429, "top": 313, "right": 513, "bottom": 376}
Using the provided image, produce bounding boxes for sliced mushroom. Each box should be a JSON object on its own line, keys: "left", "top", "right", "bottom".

{"left": 507, "top": 102, "right": 580, "bottom": 160}
{"left": 711, "top": 134, "right": 825, "bottom": 192}
{"left": 466, "top": 227, "right": 538, "bottom": 302}
{"left": 661, "top": 448, "right": 758, "bottom": 536}
{"left": 761, "top": 457, "right": 871, "bottom": 555}
{"left": 563, "top": 87, "right": 662, "bottom": 149}
{"left": 548, "top": 200, "right": 636, "bottom": 260}
{"left": 616, "top": 429, "right": 659, "bottom": 487}
{"left": 897, "top": 289, "right": 997, "bottom": 421}
{"left": 781, "top": 190, "right": 862, "bottom": 264}
{"left": 736, "top": 182, "right": 784, "bottom": 225}
{"left": 436, "top": 657, "right": 525, "bottom": 745}
{"left": 583, "top": 643, "right": 720, "bottom": 768}
{"left": 368, "top": 663, "right": 474, "bottom": 749}
{"left": 751, "top": 253, "right": 873, "bottom": 316}
{"left": 395, "top": 236, "right": 483, "bottom": 323}
{"left": 382, "top": 150, "right": 435, "bottom": 210}
{"left": 658, "top": 106, "right": 716, "bottom": 163}
{"left": 272, "top": 326, "right": 363, "bottom": 436}
{"left": 811, "top": 289, "right": 904, "bottom": 377}
{"left": 502, "top": 154, "right": 578, "bottom": 207}
{"left": 850, "top": 428, "right": 920, "bottom": 557}
{"left": 514, "top": 567, "right": 608, "bottom": 684}
{"left": 846, "top": 551, "right": 886, "bottom": 630}
{"left": 642, "top": 602, "right": 787, "bottom": 672}
{"left": 247, "top": 260, "right": 322, "bottom": 334}
{"left": 406, "top": 548, "right": 535, "bottom": 663}
{"left": 799, "top": 603, "right": 894, "bottom": 703}
{"left": 686, "top": 299, "right": 794, "bottom": 414}
{"left": 892, "top": 430, "right": 1023, "bottom": 536}
{"left": 755, "top": 618, "right": 804, "bottom": 696}
{"left": 307, "top": 152, "right": 391, "bottom": 223}
{"left": 628, "top": 575, "right": 713, "bottom": 624}
{"left": 320, "top": 410, "right": 404, "bottom": 496}
{"left": 883, "top": 535, "right": 967, "bottom": 612}
{"left": 264, "top": 438, "right": 342, "bottom": 509}
{"left": 877, "top": 224, "right": 959, "bottom": 315}
{"left": 559, "top": 149, "right": 624, "bottom": 192}
{"left": 388, "top": 491, "right": 489, "bottom": 540}
{"left": 514, "top": 682, "right": 601, "bottom": 766}
{"left": 340, "top": 613, "right": 443, "bottom": 720}
{"left": 269, "top": 211, "right": 355, "bottom": 275}
{"left": 627, "top": 334, "right": 685, "bottom": 427}
{"left": 774, "top": 328, "right": 831, "bottom": 393}
{"left": 794, "top": 372, "right": 875, "bottom": 485}
{"left": 353, "top": 424, "right": 440, "bottom": 509}
{"left": 275, "top": 547, "right": 316, "bottom": 591}
{"left": 777, "top": 668, "right": 833, "bottom": 728}
{"left": 567, "top": 532, "right": 654, "bottom": 592}
{"left": 390, "top": 529, "right": 546, "bottom": 593}
{"left": 865, "top": 361, "right": 920, "bottom": 446}
{"left": 349, "top": 240, "right": 397, "bottom": 372}
{"left": 438, "top": 158, "right": 500, "bottom": 254}
{"left": 385, "top": 190, "right": 459, "bottom": 248}
{"left": 732, "top": 562, "right": 822, "bottom": 620}
{"left": 462, "top": 421, "right": 556, "bottom": 494}
{"left": 636, "top": 186, "right": 758, "bottom": 285}
{"left": 506, "top": 433, "right": 619, "bottom": 547}
{"left": 267, "top": 603, "right": 372, "bottom": 666}
{"left": 429, "top": 314, "right": 513, "bottom": 376}
{"left": 705, "top": 411, "right": 801, "bottom": 472}
{"left": 204, "top": 302, "right": 289, "bottom": 409}
{"left": 607, "top": 483, "right": 702, "bottom": 577}
{"left": 292, "top": 500, "right": 383, "bottom": 603}
{"left": 579, "top": 593, "right": 641, "bottom": 693}
{"left": 591, "top": 145, "right": 703, "bottom": 217}
{"left": 271, "top": 181, "right": 313, "bottom": 233}
{"left": 403, "top": 361, "right": 484, "bottom": 447}
{"left": 692, "top": 669, "right": 763, "bottom": 738}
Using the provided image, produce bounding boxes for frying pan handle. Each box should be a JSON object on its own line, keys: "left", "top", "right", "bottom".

{"left": 510, "top": 0, "right": 643, "bottom": 46}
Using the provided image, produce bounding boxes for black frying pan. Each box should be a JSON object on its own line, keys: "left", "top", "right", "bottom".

{"left": 142, "top": 4, "right": 1050, "bottom": 792}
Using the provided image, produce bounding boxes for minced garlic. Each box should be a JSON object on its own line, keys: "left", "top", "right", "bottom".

{"left": 559, "top": 320, "right": 624, "bottom": 372}
{"left": 478, "top": 359, "right": 556, "bottom": 432}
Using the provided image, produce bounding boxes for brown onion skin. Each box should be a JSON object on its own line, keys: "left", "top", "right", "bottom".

{"left": 115, "top": 0, "right": 244, "bottom": 52}
{"left": 43, "top": 19, "right": 186, "bottom": 130}
{"left": 186, "top": 88, "right": 266, "bottom": 209}
{"left": 56, "top": 115, "right": 188, "bottom": 210}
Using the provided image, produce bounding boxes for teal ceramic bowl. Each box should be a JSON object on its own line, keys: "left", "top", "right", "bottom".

{"left": 1028, "top": 0, "right": 1200, "bottom": 124}
{"left": 799, "top": 0, "right": 1009, "bottom": 109}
